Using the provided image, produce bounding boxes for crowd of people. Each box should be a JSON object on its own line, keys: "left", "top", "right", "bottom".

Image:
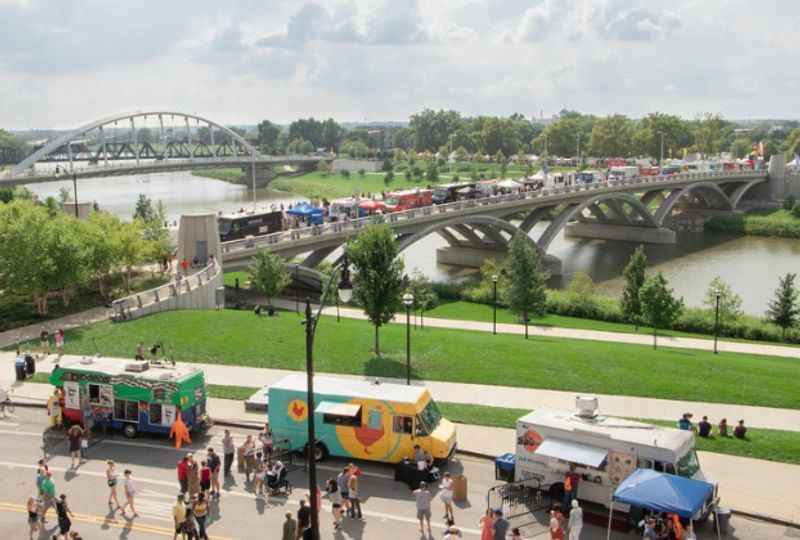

{"left": 679, "top": 413, "right": 748, "bottom": 439}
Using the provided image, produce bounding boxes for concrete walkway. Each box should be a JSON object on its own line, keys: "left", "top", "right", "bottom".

{"left": 0, "top": 306, "right": 111, "bottom": 349}
{"left": 4, "top": 352, "right": 799, "bottom": 432}
{"left": 271, "top": 298, "right": 800, "bottom": 360}
{"left": 5, "top": 379, "right": 798, "bottom": 526}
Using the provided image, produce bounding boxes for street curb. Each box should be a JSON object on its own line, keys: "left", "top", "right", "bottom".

{"left": 10, "top": 399, "right": 800, "bottom": 530}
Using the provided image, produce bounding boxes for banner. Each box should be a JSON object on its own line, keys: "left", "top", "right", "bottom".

{"left": 63, "top": 381, "right": 80, "bottom": 410}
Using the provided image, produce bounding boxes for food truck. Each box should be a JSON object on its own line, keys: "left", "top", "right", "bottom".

{"left": 432, "top": 182, "right": 477, "bottom": 204}
{"left": 384, "top": 189, "right": 433, "bottom": 213}
{"left": 48, "top": 357, "right": 209, "bottom": 438}
{"left": 268, "top": 374, "right": 457, "bottom": 463}
{"left": 512, "top": 398, "right": 714, "bottom": 512}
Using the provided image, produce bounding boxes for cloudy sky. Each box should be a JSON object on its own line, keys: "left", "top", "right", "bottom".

{"left": 0, "top": 0, "right": 797, "bottom": 129}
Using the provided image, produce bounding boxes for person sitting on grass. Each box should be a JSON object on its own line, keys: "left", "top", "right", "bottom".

{"left": 718, "top": 418, "right": 729, "bottom": 437}
{"left": 677, "top": 413, "right": 694, "bottom": 432}
{"left": 734, "top": 419, "right": 748, "bottom": 439}
{"left": 697, "top": 416, "right": 712, "bottom": 438}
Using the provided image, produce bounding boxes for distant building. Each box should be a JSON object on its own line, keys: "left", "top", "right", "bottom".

{"left": 61, "top": 201, "right": 94, "bottom": 219}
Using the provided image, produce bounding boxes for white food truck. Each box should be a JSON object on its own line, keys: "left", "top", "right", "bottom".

{"left": 514, "top": 397, "right": 715, "bottom": 512}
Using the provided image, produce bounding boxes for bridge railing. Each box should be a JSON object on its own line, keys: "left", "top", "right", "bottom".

{"left": 220, "top": 169, "right": 765, "bottom": 256}
{"left": 111, "top": 260, "right": 221, "bottom": 321}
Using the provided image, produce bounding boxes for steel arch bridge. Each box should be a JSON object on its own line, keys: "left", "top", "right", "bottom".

{"left": 9, "top": 110, "right": 262, "bottom": 178}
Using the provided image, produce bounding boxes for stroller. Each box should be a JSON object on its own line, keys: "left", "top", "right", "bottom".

{"left": 267, "top": 466, "right": 292, "bottom": 496}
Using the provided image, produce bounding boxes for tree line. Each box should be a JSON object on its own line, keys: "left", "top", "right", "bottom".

{"left": 0, "top": 194, "right": 170, "bottom": 316}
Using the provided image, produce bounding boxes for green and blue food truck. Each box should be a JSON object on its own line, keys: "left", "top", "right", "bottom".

{"left": 49, "top": 356, "right": 209, "bottom": 438}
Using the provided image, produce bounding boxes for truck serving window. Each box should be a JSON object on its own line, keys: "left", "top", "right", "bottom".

{"left": 323, "top": 412, "right": 361, "bottom": 427}
{"left": 393, "top": 416, "right": 413, "bottom": 434}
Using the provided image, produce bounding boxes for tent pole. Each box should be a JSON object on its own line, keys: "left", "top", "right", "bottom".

{"left": 606, "top": 501, "right": 614, "bottom": 540}
{"left": 715, "top": 507, "right": 721, "bottom": 540}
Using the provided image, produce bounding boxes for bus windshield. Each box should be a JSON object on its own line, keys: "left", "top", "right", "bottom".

{"left": 417, "top": 399, "right": 442, "bottom": 435}
{"left": 676, "top": 449, "right": 700, "bottom": 478}
{"left": 218, "top": 219, "right": 232, "bottom": 235}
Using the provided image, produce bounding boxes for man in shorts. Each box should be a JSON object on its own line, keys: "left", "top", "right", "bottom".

{"left": 67, "top": 424, "right": 84, "bottom": 469}
{"left": 412, "top": 481, "right": 432, "bottom": 536}
{"left": 206, "top": 447, "right": 221, "bottom": 499}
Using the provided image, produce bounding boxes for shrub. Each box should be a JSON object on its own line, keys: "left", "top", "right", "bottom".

{"left": 783, "top": 195, "right": 796, "bottom": 211}
{"left": 384, "top": 171, "right": 394, "bottom": 185}
{"left": 792, "top": 201, "right": 800, "bottom": 219}
{"left": 358, "top": 168, "right": 366, "bottom": 176}
{"left": 341, "top": 169, "right": 351, "bottom": 178}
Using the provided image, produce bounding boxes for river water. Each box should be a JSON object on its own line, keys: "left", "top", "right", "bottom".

{"left": 25, "top": 171, "right": 799, "bottom": 315}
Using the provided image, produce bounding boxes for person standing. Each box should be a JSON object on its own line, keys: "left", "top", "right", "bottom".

{"left": 54, "top": 328, "right": 65, "bottom": 357}
{"left": 568, "top": 499, "right": 583, "bottom": 540}
{"left": 177, "top": 455, "right": 190, "bottom": 495}
{"left": 55, "top": 494, "right": 74, "bottom": 539}
{"left": 40, "top": 471, "right": 56, "bottom": 524}
{"left": 259, "top": 423, "right": 273, "bottom": 459}
{"left": 549, "top": 508, "right": 565, "bottom": 540}
{"left": 193, "top": 493, "right": 209, "bottom": 540}
{"left": 440, "top": 472, "right": 455, "bottom": 523}
{"left": 27, "top": 495, "right": 40, "bottom": 540}
{"left": 563, "top": 464, "right": 580, "bottom": 511}
{"left": 182, "top": 508, "right": 199, "bottom": 540}
{"left": 47, "top": 390, "right": 63, "bottom": 429}
{"left": 67, "top": 424, "right": 83, "bottom": 469}
{"left": 347, "top": 467, "right": 363, "bottom": 519}
{"left": 479, "top": 508, "right": 495, "bottom": 540}
{"left": 492, "top": 510, "right": 509, "bottom": 540}
{"left": 241, "top": 435, "right": 256, "bottom": 483}
{"left": 172, "top": 494, "right": 186, "bottom": 540}
{"left": 222, "top": 430, "right": 235, "bottom": 477}
{"left": 199, "top": 461, "right": 211, "bottom": 496}
{"left": 412, "top": 481, "right": 433, "bottom": 536}
{"left": 36, "top": 460, "right": 48, "bottom": 497}
{"left": 296, "top": 499, "right": 311, "bottom": 540}
{"left": 325, "top": 478, "right": 343, "bottom": 529}
{"left": 39, "top": 327, "right": 50, "bottom": 356}
{"left": 336, "top": 466, "right": 351, "bottom": 517}
{"left": 122, "top": 470, "right": 138, "bottom": 517}
{"left": 206, "top": 448, "right": 221, "bottom": 498}
{"left": 187, "top": 457, "right": 200, "bottom": 500}
{"left": 106, "top": 460, "right": 120, "bottom": 511}
{"left": 281, "top": 512, "right": 297, "bottom": 540}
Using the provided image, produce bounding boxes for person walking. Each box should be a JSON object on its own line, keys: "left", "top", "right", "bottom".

{"left": 206, "top": 448, "right": 221, "bottom": 498}
{"left": 122, "top": 469, "right": 138, "bottom": 517}
{"left": 336, "top": 466, "right": 351, "bottom": 517}
{"left": 183, "top": 508, "right": 199, "bottom": 540}
{"left": 549, "top": 508, "right": 565, "bottom": 540}
{"left": 440, "top": 471, "right": 455, "bottom": 523}
{"left": 187, "top": 456, "right": 200, "bottom": 500}
{"left": 222, "top": 430, "right": 235, "bottom": 477}
{"left": 347, "top": 466, "right": 363, "bottom": 519}
{"left": 479, "top": 508, "right": 495, "bottom": 540}
{"left": 325, "top": 478, "right": 343, "bottom": 529}
{"left": 281, "top": 511, "right": 297, "bottom": 540}
{"left": 106, "top": 460, "right": 120, "bottom": 512}
{"left": 568, "top": 499, "right": 583, "bottom": 540}
{"left": 36, "top": 460, "right": 48, "bottom": 497}
{"left": 40, "top": 471, "right": 56, "bottom": 524}
{"left": 193, "top": 493, "right": 209, "bottom": 540}
{"left": 55, "top": 494, "right": 74, "bottom": 539}
{"left": 26, "top": 495, "right": 40, "bottom": 540}
{"left": 67, "top": 424, "right": 83, "bottom": 469}
{"left": 413, "top": 481, "right": 433, "bottom": 536}
{"left": 172, "top": 494, "right": 187, "bottom": 540}
{"left": 177, "top": 455, "right": 190, "bottom": 495}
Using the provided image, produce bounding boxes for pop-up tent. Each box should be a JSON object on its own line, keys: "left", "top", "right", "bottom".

{"left": 287, "top": 202, "right": 324, "bottom": 224}
{"left": 606, "top": 469, "right": 719, "bottom": 540}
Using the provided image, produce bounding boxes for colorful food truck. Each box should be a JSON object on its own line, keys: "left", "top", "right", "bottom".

{"left": 268, "top": 374, "right": 457, "bottom": 463}
{"left": 48, "top": 357, "right": 209, "bottom": 438}
{"left": 384, "top": 189, "right": 433, "bottom": 213}
{"left": 512, "top": 397, "right": 715, "bottom": 514}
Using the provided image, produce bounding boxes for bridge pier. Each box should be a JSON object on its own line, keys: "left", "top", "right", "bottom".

{"left": 564, "top": 223, "right": 676, "bottom": 244}
{"left": 436, "top": 245, "right": 563, "bottom": 276}
{"left": 241, "top": 163, "right": 275, "bottom": 188}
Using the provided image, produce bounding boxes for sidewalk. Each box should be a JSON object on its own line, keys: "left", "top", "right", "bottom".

{"left": 0, "top": 306, "right": 111, "bottom": 349}
{"left": 272, "top": 298, "right": 800, "bottom": 360}
{"left": 3, "top": 351, "right": 799, "bottom": 432}
{"left": 7, "top": 380, "right": 799, "bottom": 526}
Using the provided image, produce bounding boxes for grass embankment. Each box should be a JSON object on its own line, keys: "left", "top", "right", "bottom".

{"left": 706, "top": 208, "right": 800, "bottom": 239}
{"left": 0, "top": 273, "right": 168, "bottom": 333}
{"left": 20, "top": 310, "right": 800, "bottom": 410}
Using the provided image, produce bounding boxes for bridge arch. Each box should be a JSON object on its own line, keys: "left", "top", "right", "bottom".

{"left": 10, "top": 110, "right": 260, "bottom": 177}
{"left": 396, "top": 215, "right": 538, "bottom": 255}
{"left": 536, "top": 192, "right": 659, "bottom": 253}
{"left": 654, "top": 182, "right": 733, "bottom": 223}
{"left": 728, "top": 179, "right": 764, "bottom": 208}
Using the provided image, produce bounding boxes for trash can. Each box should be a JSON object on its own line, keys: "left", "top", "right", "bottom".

{"left": 452, "top": 474, "right": 468, "bottom": 502}
{"left": 24, "top": 354, "right": 36, "bottom": 375}
{"left": 14, "top": 357, "right": 26, "bottom": 381}
{"left": 715, "top": 507, "right": 731, "bottom": 536}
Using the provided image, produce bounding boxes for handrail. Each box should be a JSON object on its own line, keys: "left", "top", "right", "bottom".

{"left": 220, "top": 170, "right": 767, "bottom": 255}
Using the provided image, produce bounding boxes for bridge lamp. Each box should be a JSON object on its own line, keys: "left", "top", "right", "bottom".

{"left": 492, "top": 274, "right": 499, "bottom": 335}
{"left": 403, "top": 292, "right": 414, "bottom": 385}
{"left": 713, "top": 290, "right": 721, "bottom": 354}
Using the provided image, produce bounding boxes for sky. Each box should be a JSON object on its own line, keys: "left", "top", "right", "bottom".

{"left": 0, "top": 0, "right": 798, "bottom": 130}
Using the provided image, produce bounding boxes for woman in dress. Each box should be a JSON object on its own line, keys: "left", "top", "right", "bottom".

{"left": 106, "top": 460, "right": 120, "bottom": 511}
{"left": 193, "top": 493, "right": 209, "bottom": 540}
{"left": 549, "top": 509, "right": 564, "bottom": 540}
{"left": 55, "top": 494, "right": 74, "bottom": 539}
{"left": 440, "top": 472, "right": 455, "bottom": 523}
{"left": 479, "top": 508, "right": 495, "bottom": 540}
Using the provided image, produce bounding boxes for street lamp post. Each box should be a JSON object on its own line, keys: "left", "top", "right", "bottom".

{"left": 713, "top": 291, "right": 721, "bottom": 354}
{"left": 72, "top": 173, "right": 79, "bottom": 218}
{"left": 302, "top": 253, "right": 352, "bottom": 540}
{"left": 403, "top": 292, "right": 413, "bottom": 385}
{"left": 492, "top": 275, "right": 498, "bottom": 335}
{"left": 659, "top": 132, "right": 665, "bottom": 166}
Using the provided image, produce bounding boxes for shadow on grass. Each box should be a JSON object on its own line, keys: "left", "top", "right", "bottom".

{"left": 363, "top": 355, "right": 423, "bottom": 381}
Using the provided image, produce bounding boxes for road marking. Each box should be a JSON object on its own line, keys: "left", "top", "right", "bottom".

{"left": 0, "top": 460, "right": 481, "bottom": 535}
{"left": 0, "top": 501, "right": 233, "bottom": 539}
{"left": 0, "top": 421, "right": 19, "bottom": 427}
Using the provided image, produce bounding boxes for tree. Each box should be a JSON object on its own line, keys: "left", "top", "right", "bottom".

{"left": 639, "top": 273, "right": 684, "bottom": 349}
{"left": 589, "top": 115, "right": 635, "bottom": 157}
{"left": 248, "top": 250, "right": 291, "bottom": 308}
{"left": 81, "top": 212, "right": 123, "bottom": 298}
{"left": 0, "top": 129, "right": 28, "bottom": 164}
{"left": 703, "top": 276, "right": 743, "bottom": 323}
{"left": 383, "top": 171, "right": 395, "bottom": 185}
{"left": 425, "top": 162, "right": 439, "bottom": 182}
{"left": 621, "top": 245, "right": 647, "bottom": 330}
{"left": 506, "top": 232, "right": 547, "bottom": 338}
{"left": 257, "top": 120, "right": 281, "bottom": 153}
{"left": 286, "top": 138, "right": 313, "bottom": 155}
{"left": 409, "top": 109, "right": 463, "bottom": 151}
{"left": 406, "top": 270, "right": 437, "bottom": 328}
{"left": 46, "top": 214, "right": 88, "bottom": 306}
{"left": 634, "top": 113, "right": 694, "bottom": 162}
{"left": 133, "top": 193, "right": 155, "bottom": 222}
{"left": 532, "top": 113, "right": 593, "bottom": 157}
{"left": 766, "top": 273, "right": 799, "bottom": 340}
{"left": 288, "top": 118, "right": 324, "bottom": 149}
{"left": 346, "top": 225, "right": 405, "bottom": 355}
{"left": 321, "top": 118, "right": 344, "bottom": 152}
{"left": 692, "top": 113, "right": 733, "bottom": 157}
{"left": 115, "top": 220, "right": 146, "bottom": 292}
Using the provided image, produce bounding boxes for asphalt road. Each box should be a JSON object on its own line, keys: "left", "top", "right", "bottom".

{"left": 0, "top": 408, "right": 791, "bottom": 539}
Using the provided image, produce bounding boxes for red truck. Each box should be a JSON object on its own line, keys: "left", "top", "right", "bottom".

{"left": 384, "top": 189, "right": 433, "bottom": 212}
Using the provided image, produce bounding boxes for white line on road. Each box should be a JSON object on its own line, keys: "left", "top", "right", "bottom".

{"left": 0, "top": 421, "right": 20, "bottom": 427}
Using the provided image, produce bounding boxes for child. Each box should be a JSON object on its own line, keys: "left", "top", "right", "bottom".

{"left": 122, "top": 470, "right": 138, "bottom": 517}
{"left": 326, "top": 478, "right": 342, "bottom": 529}
{"left": 511, "top": 527, "right": 523, "bottom": 540}
{"left": 199, "top": 461, "right": 211, "bottom": 496}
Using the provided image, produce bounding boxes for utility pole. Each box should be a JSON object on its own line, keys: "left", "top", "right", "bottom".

{"left": 577, "top": 132, "right": 581, "bottom": 166}
{"left": 251, "top": 148, "right": 257, "bottom": 212}
{"left": 659, "top": 132, "right": 665, "bottom": 166}
{"left": 72, "top": 173, "right": 79, "bottom": 218}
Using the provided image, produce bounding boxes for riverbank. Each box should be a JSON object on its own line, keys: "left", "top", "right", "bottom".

{"left": 13, "top": 309, "right": 800, "bottom": 409}
{"left": 706, "top": 208, "right": 800, "bottom": 238}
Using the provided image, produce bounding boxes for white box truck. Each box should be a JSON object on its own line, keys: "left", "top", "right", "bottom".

{"left": 514, "top": 397, "right": 716, "bottom": 514}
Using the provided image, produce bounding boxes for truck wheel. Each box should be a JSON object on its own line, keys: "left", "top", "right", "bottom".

{"left": 122, "top": 424, "right": 138, "bottom": 439}
{"left": 311, "top": 443, "right": 328, "bottom": 462}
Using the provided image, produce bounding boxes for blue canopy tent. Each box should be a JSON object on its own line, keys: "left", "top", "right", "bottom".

{"left": 606, "top": 469, "right": 719, "bottom": 540}
{"left": 287, "top": 203, "right": 324, "bottom": 225}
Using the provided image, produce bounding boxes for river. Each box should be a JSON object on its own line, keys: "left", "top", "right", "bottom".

{"left": 25, "top": 171, "right": 799, "bottom": 316}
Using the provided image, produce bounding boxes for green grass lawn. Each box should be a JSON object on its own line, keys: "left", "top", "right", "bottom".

{"left": 223, "top": 271, "right": 250, "bottom": 288}
{"left": 706, "top": 208, "right": 800, "bottom": 239}
{"left": 21, "top": 309, "right": 800, "bottom": 410}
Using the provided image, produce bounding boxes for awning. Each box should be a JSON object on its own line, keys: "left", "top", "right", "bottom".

{"left": 315, "top": 401, "right": 361, "bottom": 417}
{"left": 613, "top": 469, "right": 714, "bottom": 518}
{"left": 534, "top": 438, "right": 608, "bottom": 468}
